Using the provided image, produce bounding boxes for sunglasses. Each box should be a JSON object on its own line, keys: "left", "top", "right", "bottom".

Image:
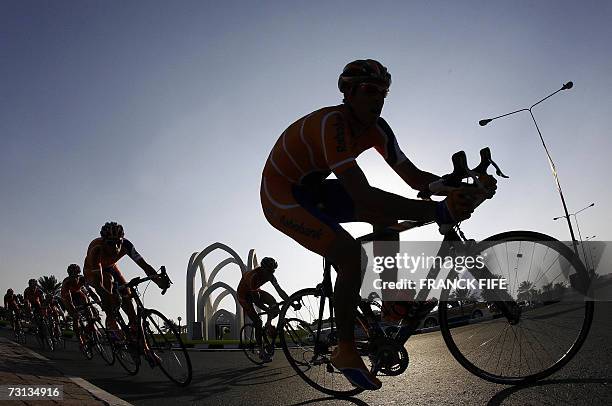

{"left": 358, "top": 82, "right": 389, "bottom": 98}
{"left": 105, "top": 238, "right": 123, "bottom": 247}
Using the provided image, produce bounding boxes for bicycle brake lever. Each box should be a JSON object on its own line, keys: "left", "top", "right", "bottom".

{"left": 451, "top": 151, "right": 470, "bottom": 180}
{"left": 490, "top": 158, "right": 509, "bottom": 178}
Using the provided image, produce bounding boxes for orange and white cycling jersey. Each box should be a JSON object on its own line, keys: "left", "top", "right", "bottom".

{"left": 262, "top": 104, "right": 406, "bottom": 190}
{"left": 261, "top": 104, "right": 408, "bottom": 256}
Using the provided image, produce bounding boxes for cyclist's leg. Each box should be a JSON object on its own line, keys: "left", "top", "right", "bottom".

{"left": 262, "top": 177, "right": 381, "bottom": 389}
{"left": 10, "top": 310, "right": 17, "bottom": 332}
{"left": 85, "top": 268, "right": 117, "bottom": 330}
{"left": 72, "top": 293, "right": 88, "bottom": 345}
{"left": 239, "top": 294, "right": 264, "bottom": 345}
{"left": 105, "top": 266, "right": 137, "bottom": 326}
{"left": 252, "top": 290, "right": 278, "bottom": 328}
{"left": 313, "top": 182, "right": 436, "bottom": 321}
{"left": 109, "top": 266, "right": 154, "bottom": 360}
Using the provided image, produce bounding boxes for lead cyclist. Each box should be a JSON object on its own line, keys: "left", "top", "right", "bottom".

{"left": 260, "top": 59, "right": 497, "bottom": 390}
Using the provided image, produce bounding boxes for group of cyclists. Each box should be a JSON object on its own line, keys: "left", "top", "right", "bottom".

{"left": 3, "top": 59, "right": 497, "bottom": 392}
{"left": 3, "top": 221, "right": 170, "bottom": 367}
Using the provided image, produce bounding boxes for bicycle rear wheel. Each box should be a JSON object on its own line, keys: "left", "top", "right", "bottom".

{"left": 114, "top": 338, "right": 140, "bottom": 375}
{"left": 81, "top": 340, "right": 94, "bottom": 360}
{"left": 13, "top": 320, "right": 26, "bottom": 344}
{"left": 38, "top": 319, "right": 54, "bottom": 351}
{"left": 142, "top": 309, "right": 193, "bottom": 386}
{"left": 278, "top": 288, "right": 365, "bottom": 397}
{"left": 439, "top": 231, "right": 594, "bottom": 384}
{"left": 15, "top": 328, "right": 27, "bottom": 344}
{"left": 51, "top": 320, "right": 65, "bottom": 350}
{"left": 240, "top": 323, "right": 266, "bottom": 365}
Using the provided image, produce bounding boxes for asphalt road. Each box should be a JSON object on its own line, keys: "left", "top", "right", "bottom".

{"left": 2, "top": 302, "right": 611, "bottom": 406}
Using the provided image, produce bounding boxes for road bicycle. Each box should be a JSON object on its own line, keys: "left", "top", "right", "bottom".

{"left": 277, "top": 148, "right": 594, "bottom": 396}
{"left": 74, "top": 302, "right": 115, "bottom": 365}
{"left": 109, "top": 266, "right": 193, "bottom": 386}
{"left": 47, "top": 309, "right": 66, "bottom": 351}
{"left": 10, "top": 311, "right": 26, "bottom": 344}
{"left": 240, "top": 300, "right": 307, "bottom": 365}
{"left": 31, "top": 310, "right": 56, "bottom": 352}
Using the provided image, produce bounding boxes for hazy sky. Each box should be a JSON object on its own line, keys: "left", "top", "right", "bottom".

{"left": 2, "top": 1, "right": 611, "bottom": 321}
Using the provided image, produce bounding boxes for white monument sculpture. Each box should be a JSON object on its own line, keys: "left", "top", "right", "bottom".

{"left": 186, "top": 242, "right": 258, "bottom": 340}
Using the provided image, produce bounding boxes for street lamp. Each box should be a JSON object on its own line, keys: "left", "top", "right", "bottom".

{"left": 585, "top": 235, "right": 597, "bottom": 275}
{"left": 178, "top": 316, "right": 182, "bottom": 334}
{"left": 553, "top": 202, "right": 594, "bottom": 268}
{"left": 479, "top": 81, "right": 582, "bottom": 257}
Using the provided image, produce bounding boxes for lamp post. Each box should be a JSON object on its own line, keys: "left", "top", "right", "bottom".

{"left": 178, "top": 316, "right": 182, "bottom": 334}
{"left": 553, "top": 202, "right": 594, "bottom": 268}
{"left": 585, "top": 235, "right": 597, "bottom": 275}
{"left": 479, "top": 82, "right": 582, "bottom": 257}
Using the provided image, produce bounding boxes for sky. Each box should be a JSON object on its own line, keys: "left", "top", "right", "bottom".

{"left": 1, "top": 1, "right": 611, "bottom": 322}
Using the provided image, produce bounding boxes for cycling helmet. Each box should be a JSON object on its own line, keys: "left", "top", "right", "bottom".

{"left": 67, "top": 263, "right": 81, "bottom": 276}
{"left": 100, "top": 221, "right": 124, "bottom": 240}
{"left": 7, "top": 288, "right": 13, "bottom": 295}
{"left": 28, "top": 278, "right": 37, "bottom": 287}
{"left": 260, "top": 257, "right": 278, "bottom": 271}
{"left": 338, "top": 59, "right": 391, "bottom": 94}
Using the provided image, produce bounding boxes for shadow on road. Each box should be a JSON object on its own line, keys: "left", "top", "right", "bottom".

{"left": 488, "top": 378, "right": 612, "bottom": 406}
{"left": 288, "top": 395, "right": 370, "bottom": 406}
{"left": 102, "top": 363, "right": 301, "bottom": 403}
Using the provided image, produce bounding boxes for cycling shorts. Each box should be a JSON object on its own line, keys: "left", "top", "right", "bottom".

{"left": 261, "top": 176, "right": 356, "bottom": 257}
{"left": 101, "top": 265, "right": 127, "bottom": 285}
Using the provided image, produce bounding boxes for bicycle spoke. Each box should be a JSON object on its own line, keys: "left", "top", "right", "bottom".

{"left": 440, "top": 234, "right": 593, "bottom": 384}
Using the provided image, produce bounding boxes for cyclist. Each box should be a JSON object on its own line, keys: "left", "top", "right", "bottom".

{"left": 61, "top": 264, "right": 100, "bottom": 348}
{"left": 83, "top": 221, "right": 168, "bottom": 365}
{"left": 238, "top": 257, "right": 290, "bottom": 362}
{"left": 24, "top": 278, "right": 50, "bottom": 337}
{"left": 4, "top": 289, "right": 21, "bottom": 333}
{"left": 42, "top": 293, "right": 64, "bottom": 337}
{"left": 15, "top": 294, "right": 28, "bottom": 321}
{"left": 24, "top": 279, "right": 46, "bottom": 317}
{"left": 260, "top": 59, "right": 496, "bottom": 389}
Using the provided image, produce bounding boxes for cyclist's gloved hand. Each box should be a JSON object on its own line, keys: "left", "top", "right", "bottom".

{"left": 152, "top": 274, "right": 171, "bottom": 292}
{"left": 478, "top": 174, "right": 497, "bottom": 198}
{"left": 445, "top": 189, "right": 475, "bottom": 221}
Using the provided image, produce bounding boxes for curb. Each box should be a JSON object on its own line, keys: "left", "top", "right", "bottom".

{"left": 2, "top": 337, "right": 132, "bottom": 406}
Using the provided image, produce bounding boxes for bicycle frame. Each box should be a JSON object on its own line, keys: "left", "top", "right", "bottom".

{"left": 303, "top": 220, "right": 525, "bottom": 363}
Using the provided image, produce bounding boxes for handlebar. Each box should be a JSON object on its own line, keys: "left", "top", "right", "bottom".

{"left": 418, "top": 147, "right": 508, "bottom": 200}
{"left": 122, "top": 266, "right": 173, "bottom": 295}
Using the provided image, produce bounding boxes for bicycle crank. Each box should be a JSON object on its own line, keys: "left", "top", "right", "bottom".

{"left": 370, "top": 339, "right": 409, "bottom": 377}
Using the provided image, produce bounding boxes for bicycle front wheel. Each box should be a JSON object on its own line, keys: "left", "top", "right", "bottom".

{"left": 92, "top": 319, "right": 115, "bottom": 365}
{"left": 142, "top": 309, "right": 193, "bottom": 386}
{"left": 439, "top": 231, "right": 594, "bottom": 385}
{"left": 240, "top": 323, "right": 266, "bottom": 365}
{"left": 278, "top": 288, "right": 365, "bottom": 397}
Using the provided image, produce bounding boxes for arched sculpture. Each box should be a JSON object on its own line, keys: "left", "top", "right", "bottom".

{"left": 186, "top": 242, "right": 258, "bottom": 340}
